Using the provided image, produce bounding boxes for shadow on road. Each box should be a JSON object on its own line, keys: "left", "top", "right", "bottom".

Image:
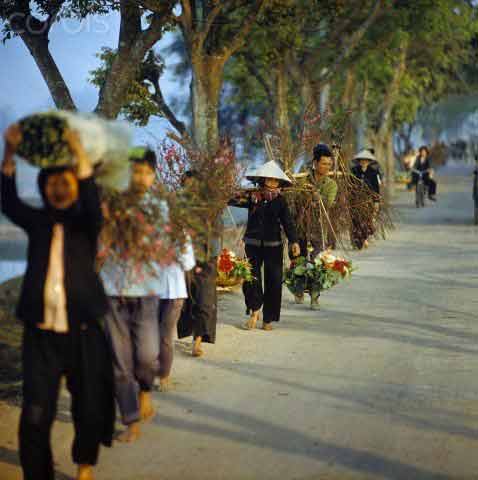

{"left": 158, "top": 392, "right": 454, "bottom": 480}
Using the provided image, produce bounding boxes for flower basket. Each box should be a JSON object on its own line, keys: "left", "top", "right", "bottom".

{"left": 216, "top": 249, "right": 253, "bottom": 288}
{"left": 216, "top": 272, "right": 243, "bottom": 288}
{"left": 284, "top": 251, "right": 354, "bottom": 296}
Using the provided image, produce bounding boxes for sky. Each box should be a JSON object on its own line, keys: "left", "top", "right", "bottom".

{"left": 0, "top": 12, "right": 188, "bottom": 198}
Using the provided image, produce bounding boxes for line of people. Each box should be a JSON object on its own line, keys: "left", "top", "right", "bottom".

{"left": 1, "top": 127, "right": 219, "bottom": 480}
{"left": 1, "top": 123, "right": 383, "bottom": 479}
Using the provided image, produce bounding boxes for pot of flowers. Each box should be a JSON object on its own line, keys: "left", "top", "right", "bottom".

{"left": 284, "top": 250, "right": 354, "bottom": 297}
{"left": 217, "top": 249, "right": 253, "bottom": 289}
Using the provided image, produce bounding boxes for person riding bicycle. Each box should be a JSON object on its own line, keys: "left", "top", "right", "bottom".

{"left": 411, "top": 146, "right": 437, "bottom": 201}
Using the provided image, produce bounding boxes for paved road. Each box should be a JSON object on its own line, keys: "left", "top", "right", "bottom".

{"left": 1, "top": 172, "right": 478, "bottom": 480}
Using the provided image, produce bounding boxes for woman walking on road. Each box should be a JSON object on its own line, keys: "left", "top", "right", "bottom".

{"left": 229, "top": 161, "right": 300, "bottom": 331}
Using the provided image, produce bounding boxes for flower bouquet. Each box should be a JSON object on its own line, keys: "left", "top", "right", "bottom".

{"left": 15, "top": 111, "right": 132, "bottom": 191}
{"left": 284, "top": 250, "right": 354, "bottom": 297}
{"left": 216, "top": 249, "right": 253, "bottom": 288}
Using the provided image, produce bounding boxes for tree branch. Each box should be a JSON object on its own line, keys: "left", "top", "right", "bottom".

{"left": 179, "top": 0, "right": 193, "bottom": 44}
{"left": 7, "top": 0, "right": 76, "bottom": 110}
{"left": 196, "top": 1, "right": 228, "bottom": 50}
{"left": 315, "top": 0, "right": 386, "bottom": 88}
{"left": 151, "top": 81, "right": 187, "bottom": 135}
{"left": 241, "top": 53, "right": 274, "bottom": 108}
{"left": 96, "top": 0, "right": 154, "bottom": 118}
{"left": 221, "top": 0, "right": 266, "bottom": 58}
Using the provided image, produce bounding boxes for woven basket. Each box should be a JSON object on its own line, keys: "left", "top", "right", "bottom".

{"left": 216, "top": 272, "right": 242, "bottom": 288}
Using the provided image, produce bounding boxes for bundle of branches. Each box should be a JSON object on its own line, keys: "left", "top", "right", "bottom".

{"left": 283, "top": 154, "right": 394, "bottom": 251}
{"left": 157, "top": 135, "right": 244, "bottom": 262}
{"left": 98, "top": 186, "right": 179, "bottom": 287}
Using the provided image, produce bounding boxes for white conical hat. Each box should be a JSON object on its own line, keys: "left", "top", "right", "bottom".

{"left": 353, "top": 149, "right": 377, "bottom": 162}
{"left": 246, "top": 160, "right": 292, "bottom": 185}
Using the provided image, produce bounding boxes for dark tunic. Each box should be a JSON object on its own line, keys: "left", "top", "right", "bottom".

{"left": 178, "top": 258, "right": 217, "bottom": 343}
{"left": 1, "top": 172, "right": 114, "bottom": 468}
{"left": 1, "top": 173, "right": 108, "bottom": 330}
{"left": 229, "top": 192, "right": 298, "bottom": 246}
{"left": 351, "top": 165, "right": 381, "bottom": 195}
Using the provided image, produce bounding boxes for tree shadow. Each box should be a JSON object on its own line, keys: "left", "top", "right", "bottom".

{"left": 157, "top": 394, "right": 453, "bottom": 480}
{"left": 0, "top": 446, "right": 74, "bottom": 480}
{"left": 204, "top": 358, "right": 478, "bottom": 442}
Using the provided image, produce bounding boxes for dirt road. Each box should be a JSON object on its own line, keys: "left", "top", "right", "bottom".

{"left": 1, "top": 172, "right": 478, "bottom": 480}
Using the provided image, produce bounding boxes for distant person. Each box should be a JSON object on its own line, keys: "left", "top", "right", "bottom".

{"left": 1, "top": 124, "right": 114, "bottom": 480}
{"left": 412, "top": 146, "right": 437, "bottom": 201}
{"left": 350, "top": 149, "right": 381, "bottom": 249}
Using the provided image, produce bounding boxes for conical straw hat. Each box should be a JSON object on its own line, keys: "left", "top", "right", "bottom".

{"left": 246, "top": 160, "right": 292, "bottom": 185}
{"left": 353, "top": 149, "right": 377, "bottom": 162}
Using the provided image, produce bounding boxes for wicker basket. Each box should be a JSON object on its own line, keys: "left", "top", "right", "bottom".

{"left": 216, "top": 272, "right": 242, "bottom": 288}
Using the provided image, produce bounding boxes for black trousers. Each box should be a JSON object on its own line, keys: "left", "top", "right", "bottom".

{"left": 243, "top": 244, "right": 283, "bottom": 323}
{"left": 20, "top": 325, "right": 114, "bottom": 480}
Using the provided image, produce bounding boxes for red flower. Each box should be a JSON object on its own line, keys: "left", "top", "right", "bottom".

{"left": 332, "top": 260, "right": 350, "bottom": 276}
{"left": 218, "top": 249, "right": 235, "bottom": 274}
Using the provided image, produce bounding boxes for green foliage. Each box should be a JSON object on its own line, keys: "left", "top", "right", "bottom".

{"left": 90, "top": 48, "right": 165, "bottom": 126}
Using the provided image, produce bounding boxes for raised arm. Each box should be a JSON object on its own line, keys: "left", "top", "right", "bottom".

{"left": 64, "top": 130, "right": 103, "bottom": 237}
{"left": 1, "top": 124, "right": 39, "bottom": 231}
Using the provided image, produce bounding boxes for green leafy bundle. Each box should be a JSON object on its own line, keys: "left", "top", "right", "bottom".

{"left": 17, "top": 114, "right": 72, "bottom": 168}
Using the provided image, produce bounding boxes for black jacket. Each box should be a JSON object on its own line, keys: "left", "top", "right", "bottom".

{"left": 1, "top": 173, "right": 108, "bottom": 330}
{"left": 351, "top": 165, "right": 381, "bottom": 195}
{"left": 414, "top": 156, "right": 432, "bottom": 171}
{"left": 229, "top": 192, "right": 298, "bottom": 246}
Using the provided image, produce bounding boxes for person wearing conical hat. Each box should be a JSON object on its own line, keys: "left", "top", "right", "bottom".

{"left": 294, "top": 144, "right": 338, "bottom": 310}
{"left": 229, "top": 161, "right": 300, "bottom": 331}
{"left": 350, "top": 148, "right": 382, "bottom": 249}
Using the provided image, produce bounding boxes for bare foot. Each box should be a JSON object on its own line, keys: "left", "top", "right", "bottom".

{"left": 192, "top": 337, "right": 204, "bottom": 357}
{"left": 116, "top": 422, "right": 140, "bottom": 443}
{"left": 244, "top": 310, "right": 259, "bottom": 330}
{"left": 139, "top": 391, "right": 155, "bottom": 421}
{"left": 77, "top": 465, "right": 94, "bottom": 480}
{"left": 159, "top": 376, "right": 171, "bottom": 392}
{"left": 262, "top": 322, "right": 273, "bottom": 331}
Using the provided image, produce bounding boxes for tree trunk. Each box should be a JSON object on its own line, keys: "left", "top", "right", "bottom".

{"left": 341, "top": 69, "right": 357, "bottom": 160}
{"left": 376, "top": 39, "right": 408, "bottom": 201}
{"left": 319, "top": 82, "right": 330, "bottom": 129}
{"left": 275, "top": 60, "right": 292, "bottom": 171}
{"left": 20, "top": 33, "right": 76, "bottom": 110}
{"left": 190, "top": 55, "right": 224, "bottom": 154}
{"left": 355, "top": 78, "right": 369, "bottom": 150}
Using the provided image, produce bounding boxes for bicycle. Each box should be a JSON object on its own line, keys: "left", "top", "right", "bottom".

{"left": 411, "top": 168, "right": 429, "bottom": 208}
